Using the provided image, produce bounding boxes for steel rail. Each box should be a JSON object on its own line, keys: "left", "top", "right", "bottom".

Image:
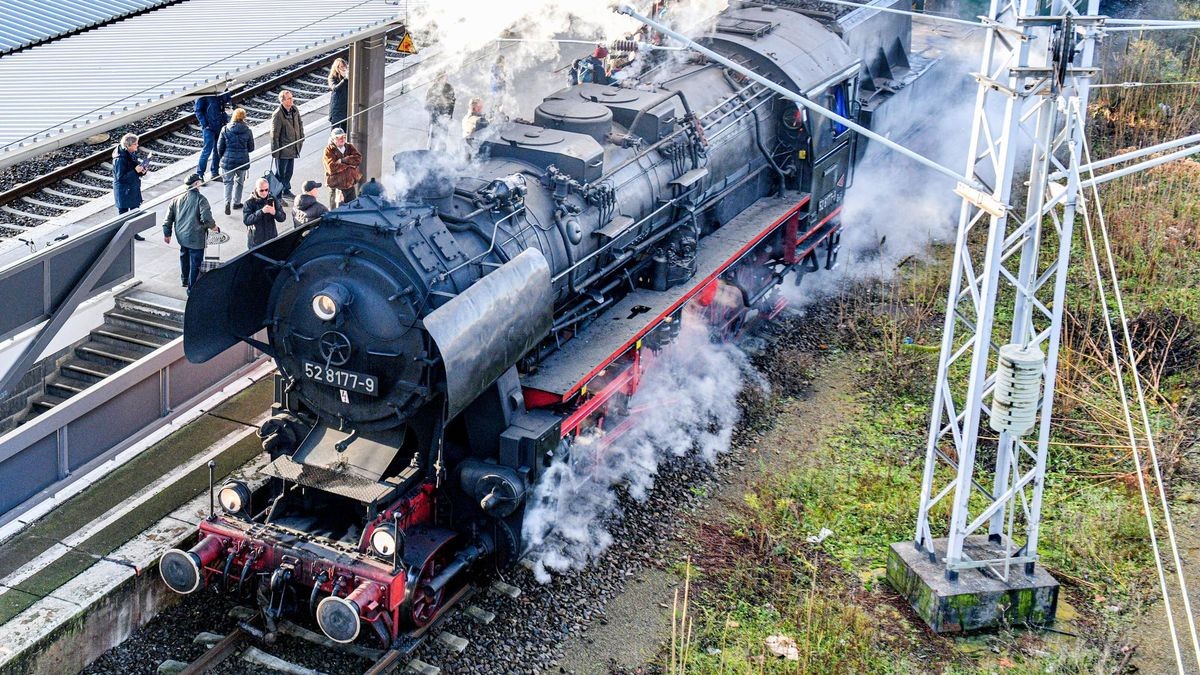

{"left": 180, "top": 627, "right": 247, "bottom": 675}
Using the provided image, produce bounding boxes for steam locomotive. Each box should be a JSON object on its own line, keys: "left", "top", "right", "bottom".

{"left": 159, "top": 1, "right": 930, "bottom": 648}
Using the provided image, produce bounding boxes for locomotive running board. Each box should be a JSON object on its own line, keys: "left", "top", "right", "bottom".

{"left": 523, "top": 192, "right": 819, "bottom": 401}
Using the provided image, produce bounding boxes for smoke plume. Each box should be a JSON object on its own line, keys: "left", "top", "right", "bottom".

{"left": 786, "top": 34, "right": 982, "bottom": 304}
{"left": 520, "top": 319, "right": 759, "bottom": 583}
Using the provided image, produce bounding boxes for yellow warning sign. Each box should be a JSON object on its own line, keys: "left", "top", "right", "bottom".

{"left": 396, "top": 33, "right": 417, "bottom": 54}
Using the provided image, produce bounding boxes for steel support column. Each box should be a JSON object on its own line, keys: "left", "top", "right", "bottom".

{"left": 348, "top": 32, "right": 388, "bottom": 183}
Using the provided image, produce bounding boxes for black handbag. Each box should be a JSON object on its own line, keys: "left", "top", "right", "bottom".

{"left": 263, "top": 160, "right": 285, "bottom": 198}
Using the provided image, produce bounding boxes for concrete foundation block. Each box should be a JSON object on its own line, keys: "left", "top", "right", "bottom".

{"left": 887, "top": 536, "right": 1059, "bottom": 634}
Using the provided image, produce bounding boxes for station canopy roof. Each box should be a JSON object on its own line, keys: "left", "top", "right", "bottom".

{"left": 0, "top": 0, "right": 410, "bottom": 169}
{"left": 0, "top": 0, "right": 179, "bottom": 56}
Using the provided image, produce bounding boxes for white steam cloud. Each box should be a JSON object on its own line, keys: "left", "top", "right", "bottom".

{"left": 521, "top": 320, "right": 758, "bottom": 583}
{"left": 403, "top": 0, "right": 728, "bottom": 118}
{"left": 383, "top": 0, "right": 729, "bottom": 203}
{"left": 787, "top": 34, "right": 982, "bottom": 304}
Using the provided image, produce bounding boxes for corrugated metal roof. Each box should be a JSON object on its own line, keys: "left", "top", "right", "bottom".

{"left": 0, "top": 0, "right": 180, "bottom": 55}
{"left": 0, "top": 0, "right": 407, "bottom": 168}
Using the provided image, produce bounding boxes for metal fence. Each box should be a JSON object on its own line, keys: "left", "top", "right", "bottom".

{"left": 0, "top": 324, "right": 266, "bottom": 526}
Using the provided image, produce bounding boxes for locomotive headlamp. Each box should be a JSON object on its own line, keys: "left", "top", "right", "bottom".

{"left": 217, "top": 481, "right": 251, "bottom": 514}
{"left": 370, "top": 523, "right": 399, "bottom": 557}
{"left": 311, "top": 283, "right": 349, "bottom": 321}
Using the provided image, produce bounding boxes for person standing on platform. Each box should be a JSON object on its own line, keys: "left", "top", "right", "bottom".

{"left": 112, "top": 133, "right": 147, "bottom": 240}
{"left": 424, "top": 72, "right": 455, "bottom": 151}
{"left": 271, "top": 90, "right": 304, "bottom": 199}
{"left": 162, "top": 173, "right": 218, "bottom": 291}
{"left": 490, "top": 55, "right": 508, "bottom": 98}
{"left": 328, "top": 58, "right": 350, "bottom": 131}
{"left": 194, "top": 93, "right": 231, "bottom": 180}
{"left": 462, "top": 98, "right": 489, "bottom": 139}
{"left": 323, "top": 128, "right": 363, "bottom": 209}
{"left": 244, "top": 177, "right": 286, "bottom": 248}
{"left": 292, "top": 180, "right": 329, "bottom": 226}
{"left": 216, "top": 108, "right": 254, "bottom": 215}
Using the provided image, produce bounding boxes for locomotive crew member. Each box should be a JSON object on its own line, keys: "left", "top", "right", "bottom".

{"left": 322, "top": 128, "right": 363, "bottom": 208}
{"left": 424, "top": 72, "right": 456, "bottom": 151}
{"left": 576, "top": 45, "right": 611, "bottom": 85}
{"left": 270, "top": 90, "right": 305, "bottom": 199}
{"left": 162, "top": 173, "right": 218, "bottom": 291}
{"left": 243, "top": 177, "right": 286, "bottom": 248}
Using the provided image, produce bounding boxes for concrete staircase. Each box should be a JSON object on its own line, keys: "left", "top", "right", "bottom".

{"left": 20, "top": 290, "right": 185, "bottom": 422}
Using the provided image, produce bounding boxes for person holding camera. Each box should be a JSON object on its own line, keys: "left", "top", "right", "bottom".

{"left": 243, "top": 177, "right": 286, "bottom": 248}
{"left": 112, "top": 132, "right": 148, "bottom": 240}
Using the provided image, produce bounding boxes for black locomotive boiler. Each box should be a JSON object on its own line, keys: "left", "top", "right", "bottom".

{"left": 159, "top": 2, "right": 929, "bottom": 648}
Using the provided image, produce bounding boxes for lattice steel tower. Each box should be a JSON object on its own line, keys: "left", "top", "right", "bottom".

{"left": 888, "top": 0, "right": 1104, "bottom": 632}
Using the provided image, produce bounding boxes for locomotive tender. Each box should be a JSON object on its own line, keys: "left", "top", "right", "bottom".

{"left": 160, "top": 1, "right": 927, "bottom": 647}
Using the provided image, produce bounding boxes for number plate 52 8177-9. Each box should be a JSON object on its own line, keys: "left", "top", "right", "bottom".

{"left": 301, "top": 361, "right": 379, "bottom": 396}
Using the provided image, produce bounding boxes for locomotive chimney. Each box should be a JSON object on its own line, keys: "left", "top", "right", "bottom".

{"left": 392, "top": 149, "right": 457, "bottom": 211}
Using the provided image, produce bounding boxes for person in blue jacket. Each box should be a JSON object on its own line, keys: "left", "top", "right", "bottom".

{"left": 194, "top": 92, "right": 232, "bottom": 180}
{"left": 112, "top": 132, "right": 147, "bottom": 240}
{"left": 216, "top": 108, "right": 255, "bottom": 215}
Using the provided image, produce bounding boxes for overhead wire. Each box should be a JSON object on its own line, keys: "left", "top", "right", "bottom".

{"left": 1072, "top": 98, "right": 1200, "bottom": 673}
{"left": 1090, "top": 80, "right": 1200, "bottom": 88}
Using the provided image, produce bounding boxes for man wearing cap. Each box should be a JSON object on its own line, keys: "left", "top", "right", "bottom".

{"left": 163, "top": 174, "right": 219, "bottom": 291}
{"left": 322, "top": 127, "right": 363, "bottom": 209}
{"left": 293, "top": 180, "right": 329, "bottom": 226}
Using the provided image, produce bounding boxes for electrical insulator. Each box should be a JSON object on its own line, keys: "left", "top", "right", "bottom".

{"left": 609, "top": 40, "right": 639, "bottom": 52}
{"left": 989, "top": 343, "right": 1044, "bottom": 435}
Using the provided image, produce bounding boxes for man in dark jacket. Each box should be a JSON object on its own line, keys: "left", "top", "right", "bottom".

{"left": 195, "top": 93, "right": 231, "bottom": 180}
{"left": 424, "top": 73, "right": 455, "bottom": 151}
{"left": 271, "top": 90, "right": 305, "bottom": 199}
{"left": 112, "top": 132, "right": 147, "bottom": 240}
{"left": 216, "top": 108, "right": 254, "bottom": 215}
{"left": 292, "top": 180, "right": 329, "bottom": 226}
{"left": 163, "top": 174, "right": 219, "bottom": 290}
{"left": 244, "top": 177, "right": 287, "bottom": 248}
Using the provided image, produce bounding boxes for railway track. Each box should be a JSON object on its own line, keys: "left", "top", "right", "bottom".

{"left": 0, "top": 35, "right": 410, "bottom": 241}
